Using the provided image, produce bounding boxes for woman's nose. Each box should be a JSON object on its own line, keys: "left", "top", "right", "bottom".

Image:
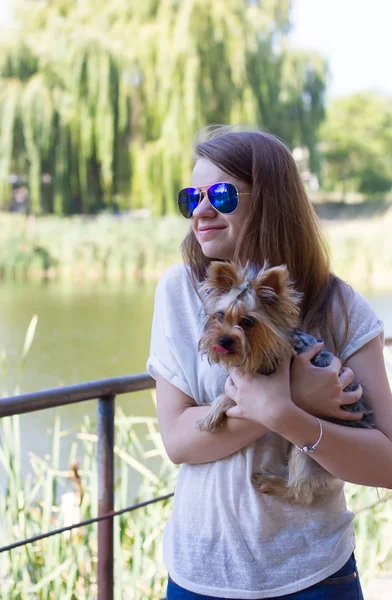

{"left": 193, "top": 190, "right": 216, "bottom": 218}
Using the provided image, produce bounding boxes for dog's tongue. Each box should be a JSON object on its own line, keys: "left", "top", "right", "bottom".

{"left": 212, "top": 344, "right": 230, "bottom": 355}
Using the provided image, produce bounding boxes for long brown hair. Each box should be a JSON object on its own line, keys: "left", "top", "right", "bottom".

{"left": 181, "top": 125, "right": 351, "bottom": 353}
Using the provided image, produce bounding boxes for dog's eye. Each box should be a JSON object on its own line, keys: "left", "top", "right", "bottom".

{"left": 240, "top": 316, "right": 255, "bottom": 328}
{"left": 215, "top": 311, "right": 225, "bottom": 320}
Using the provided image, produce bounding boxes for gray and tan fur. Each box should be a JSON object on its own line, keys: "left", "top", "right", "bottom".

{"left": 196, "top": 261, "right": 374, "bottom": 505}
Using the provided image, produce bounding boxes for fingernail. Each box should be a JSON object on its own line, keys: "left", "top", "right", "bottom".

{"left": 317, "top": 338, "right": 323, "bottom": 343}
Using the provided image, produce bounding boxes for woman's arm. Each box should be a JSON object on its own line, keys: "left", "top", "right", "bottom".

{"left": 226, "top": 335, "right": 392, "bottom": 488}
{"left": 156, "top": 375, "right": 268, "bottom": 465}
{"left": 287, "top": 334, "right": 392, "bottom": 487}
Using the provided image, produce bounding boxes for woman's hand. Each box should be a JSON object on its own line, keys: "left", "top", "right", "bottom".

{"left": 290, "top": 341, "right": 363, "bottom": 421}
{"left": 225, "top": 358, "right": 294, "bottom": 430}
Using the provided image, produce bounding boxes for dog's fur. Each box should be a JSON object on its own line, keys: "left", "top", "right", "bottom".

{"left": 196, "top": 261, "right": 374, "bottom": 505}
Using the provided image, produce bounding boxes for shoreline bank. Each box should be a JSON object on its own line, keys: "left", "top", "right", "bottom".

{"left": 1, "top": 211, "right": 391, "bottom": 293}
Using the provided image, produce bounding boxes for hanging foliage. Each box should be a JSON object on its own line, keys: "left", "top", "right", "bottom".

{"left": 0, "top": 0, "right": 327, "bottom": 215}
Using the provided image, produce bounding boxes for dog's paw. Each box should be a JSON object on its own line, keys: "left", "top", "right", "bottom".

{"left": 253, "top": 473, "right": 288, "bottom": 497}
{"left": 196, "top": 412, "right": 226, "bottom": 432}
{"left": 253, "top": 473, "right": 315, "bottom": 505}
{"left": 196, "top": 417, "right": 214, "bottom": 432}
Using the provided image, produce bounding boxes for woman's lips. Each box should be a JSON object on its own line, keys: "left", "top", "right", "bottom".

{"left": 198, "top": 227, "right": 225, "bottom": 236}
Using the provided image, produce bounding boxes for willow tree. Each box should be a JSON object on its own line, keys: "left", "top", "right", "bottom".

{"left": 0, "top": 0, "right": 327, "bottom": 215}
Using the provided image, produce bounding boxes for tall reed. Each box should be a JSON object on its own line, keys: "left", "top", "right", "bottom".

{"left": 0, "top": 212, "right": 188, "bottom": 282}
{"left": 0, "top": 407, "right": 178, "bottom": 599}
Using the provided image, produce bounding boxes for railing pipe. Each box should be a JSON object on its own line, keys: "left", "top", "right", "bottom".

{"left": 1, "top": 339, "right": 391, "bottom": 420}
{"left": 98, "top": 394, "right": 115, "bottom": 600}
{"left": 0, "top": 493, "right": 174, "bottom": 554}
{"left": 0, "top": 373, "right": 154, "bottom": 418}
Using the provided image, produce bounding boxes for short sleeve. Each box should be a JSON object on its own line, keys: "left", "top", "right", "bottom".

{"left": 339, "top": 290, "right": 384, "bottom": 363}
{"left": 146, "top": 266, "right": 193, "bottom": 397}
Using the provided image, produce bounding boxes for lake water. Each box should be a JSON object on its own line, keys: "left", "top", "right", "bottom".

{"left": 0, "top": 278, "right": 158, "bottom": 486}
{"left": 0, "top": 277, "right": 391, "bottom": 483}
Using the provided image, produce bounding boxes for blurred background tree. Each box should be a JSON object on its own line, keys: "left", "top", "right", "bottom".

{"left": 320, "top": 92, "right": 392, "bottom": 198}
{"left": 0, "top": 0, "right": 328, "bottom": 215}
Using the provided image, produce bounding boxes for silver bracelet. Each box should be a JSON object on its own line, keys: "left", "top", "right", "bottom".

{"left": 295, "top": 417, "right": 323, "bottom": 454}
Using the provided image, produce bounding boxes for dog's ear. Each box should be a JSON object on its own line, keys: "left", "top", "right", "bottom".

{"left": 254, "top": 265, "right": 290, "bottom": 297}
{"left": 206, "top": 261, "right": 239, "bottom": 290}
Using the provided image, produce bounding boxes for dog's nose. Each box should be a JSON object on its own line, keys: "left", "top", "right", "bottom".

{"left": 219, "top": 336, "right": 234, "bottom": 349}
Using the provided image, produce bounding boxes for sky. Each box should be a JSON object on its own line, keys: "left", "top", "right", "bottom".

{"left": 0, "top": 0, "right": 391, "bottom": 100}
{"left": 290, "top": 0, "right": 392, "bottom": 99}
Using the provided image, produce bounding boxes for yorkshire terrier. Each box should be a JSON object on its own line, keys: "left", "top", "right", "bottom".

{"left": 196, "top": 261, "right": 374, "bottom": 505}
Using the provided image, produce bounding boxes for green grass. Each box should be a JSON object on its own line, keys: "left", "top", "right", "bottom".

{"left": 0, "top": 212, "right": 188, "bottom": 282}
{"left": 1, "top": 209, "right": 392, "bottom": 292}
{"left": 323, "top": 207, "right": 392, "bottom": 293}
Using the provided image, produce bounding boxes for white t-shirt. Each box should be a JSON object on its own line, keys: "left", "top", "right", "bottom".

{"left": 146, "top": 263, "right": 384, "bottom": 599}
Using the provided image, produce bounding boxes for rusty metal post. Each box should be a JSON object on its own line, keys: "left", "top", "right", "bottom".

{"left": 97, "top": 394, "right": 115, "bottom": 600}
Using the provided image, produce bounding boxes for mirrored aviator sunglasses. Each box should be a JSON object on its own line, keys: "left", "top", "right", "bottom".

{"left": 177, "top": 182, "right": 250, "bottom": 218}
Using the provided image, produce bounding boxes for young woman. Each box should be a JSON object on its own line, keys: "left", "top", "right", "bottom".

{"left": 147, "top": 127, "right": 392, "bottom": 599}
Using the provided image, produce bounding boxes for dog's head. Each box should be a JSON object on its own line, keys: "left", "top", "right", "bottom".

{"left": 199, "top": 261, "right": 302, "bottom": 372}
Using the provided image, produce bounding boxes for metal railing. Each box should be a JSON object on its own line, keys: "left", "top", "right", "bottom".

{"left": 0, "top": 373, "right": 170, "bottom": 600}
{"left": 0, "top": 336, "right": 391, "bottom": 598}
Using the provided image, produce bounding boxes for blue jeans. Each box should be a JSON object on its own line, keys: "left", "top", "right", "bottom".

{"left": 166, "top": 553, "right": 364, "bottom": 599}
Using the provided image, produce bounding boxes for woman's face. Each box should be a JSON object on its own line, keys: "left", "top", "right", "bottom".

{"left": 191, "top": 158, "right": 252, "bottom": 261}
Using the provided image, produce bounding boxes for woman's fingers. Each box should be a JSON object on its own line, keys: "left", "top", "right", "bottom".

{"left": 338, "top": 366, "right": 355, "bottom": 388}
{"left": 339, "top": 383, "right": 364, "bottom": 420}
{"left": 297, "top": 341, "right": 324, "bottom": 362}
{"left": 226, "top": 405, "right": 242, "bottom": 418}
{"left": 225, "top": 375, "right": 236, "bottom": 399}
{"left": 337, "top": 408, "right": 364, "bottom": 421}
{"left": 340, "top": 384, "right": 363, "bottom": 404}
{"left": 328, "top": 355, "right": 342, "bottom": 374}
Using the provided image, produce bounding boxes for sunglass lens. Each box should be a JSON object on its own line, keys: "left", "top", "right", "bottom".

{"left": 178, "top": 188, "right": 200, "bottom": 218}
{"left": 208, "top": 182, "right": 238, "bottom": 214}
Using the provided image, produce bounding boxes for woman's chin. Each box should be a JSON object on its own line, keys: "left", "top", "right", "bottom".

{"left": 200, "top": 242, "right": 234, "bottom": 261}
